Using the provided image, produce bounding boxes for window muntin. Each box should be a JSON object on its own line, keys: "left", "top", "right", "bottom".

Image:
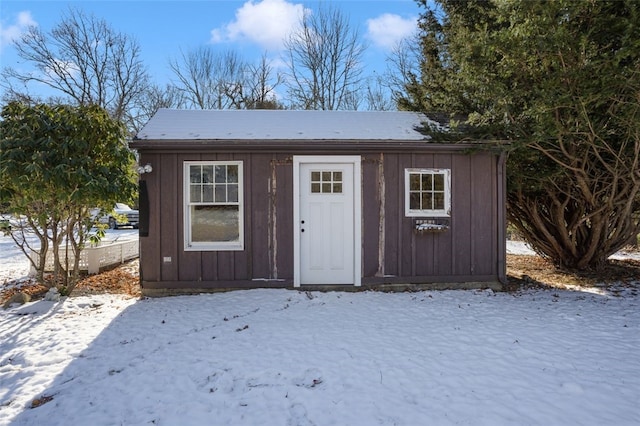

{"left": 405, "top": 168, "right": 451, "bottom": 217}
{"left": 310, "top": 170, "right": 343, "bottom": 194}
{"left": 185, "top": 161, "right": 243, "bottom": 250}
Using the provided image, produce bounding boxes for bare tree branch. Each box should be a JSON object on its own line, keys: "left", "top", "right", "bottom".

{"left": 1, "top": 8, "right": 150, "bottom": 131}
{"left": 283, "top": 4, "right": 366, "bottom": 110}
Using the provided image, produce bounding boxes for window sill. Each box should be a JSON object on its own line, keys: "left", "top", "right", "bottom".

{"left": 184, "top": 243, "right": 244, "bottom": 252}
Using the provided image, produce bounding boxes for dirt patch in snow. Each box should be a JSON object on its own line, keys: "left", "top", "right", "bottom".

{"left": 2, "top": 255, "right": 639, "bottom": 305}
{"left": 507, "top": 254, "right": 640, "bottom": 294}
{"left": 71, "top": 259, "right": 141, "bottom": 298}
{"left": 0, "top": 259, "right": 141, "bottom": 305}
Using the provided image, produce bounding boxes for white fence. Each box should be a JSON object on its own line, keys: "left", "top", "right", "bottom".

{"left": 34, "top": 239, "right": 139, "bottom": 275}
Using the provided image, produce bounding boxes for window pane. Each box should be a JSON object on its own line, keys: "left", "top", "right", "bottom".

{"left": 311, "top": 171, "right": 320, "bottom": 182}
{"left": 228, "top": 184, "right": 238, "bottom": 202}
{"left": 405, "top": 168, "right": 450, "bottom": 216}
{"left": 434, "top": 193, "right": 445, "bottom": 210}
{"left": 433, "top": 174, "right": 444, "bottom": 191}
{"left": 333, "top": 183, "right": 342, "bottom": 193}
{"left": 190, "top": 184, "right": 201, "bottom": 203}
{"left": 203, "top": 185, "right": 214, "bottom": 203}
{"left": 191, "top": 205, "right": 239, "bottom": 242}
{"left": 190, "top": 166, "right": 202, "bottom": 184}
{"left": 409, "top": 173, "right": 420, "bottom": 191}
{"left": 422, "top": 193, "right": 433, "bottom": 210}
{"left": 186, "top": 162, "right": 244, "bottom": 249}
{"left": 214, "top": 184, "right": 227, "bottom": 202}
{"left": 311, "top": 183, "right": 320, "bottom": 193}
{"left": 215, "top": 165, "right": 227, "bottom": 183}
{"left": 322, "top": 183, "right": 331, "bottom": 193}
{"left": 333, "top": 171, "right": 342, "bottom": 182}
{"left": 422, "top": 174, "right": 432, "bottom": 191}
{"left": 322, "top": 171, "right": 331, "bottom": 181}
{"left": 227, "top": 165, "right": 238, "bottom": 183}
{"left": 202, "top": 165, "right": 214, "bottom": 183}
{"left": 410, "top": 192, "right": 421, "bottom": 210}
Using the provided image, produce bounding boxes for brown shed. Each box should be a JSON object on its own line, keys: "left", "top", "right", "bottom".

{"left": 130, "top": 109, "right": 507, "bottom": 296}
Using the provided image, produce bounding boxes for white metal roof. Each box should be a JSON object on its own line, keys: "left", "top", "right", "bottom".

{"left": 135, "top": 109, "right": 432, "bottom": 141}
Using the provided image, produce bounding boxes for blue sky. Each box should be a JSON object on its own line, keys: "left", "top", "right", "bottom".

{"left": 0, "top": 0, "right": 421, "bottom": 102}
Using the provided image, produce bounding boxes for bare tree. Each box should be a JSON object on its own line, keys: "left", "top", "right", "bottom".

{"left": 133, "top": 84, "right": 186, "bottom": 130}
{"left": 385, "top": 36, "right": 421, "bottom": 110}
{"left": 169, "top": 48, "right": 285, "bottom": 110}
{"left": 245, "top": 54, "right": 284, "bottom": 109}
{"left": 283, "top": 4, "right": 366, "bottom": 110}
{"left": 169, "top": 47, "right": 247, "bottom": 110}
{"left": 1, "top": 8, "right": 150, "bottom": 131}
{"left": 364, "top": 74, "right": 394, "bottom": 111}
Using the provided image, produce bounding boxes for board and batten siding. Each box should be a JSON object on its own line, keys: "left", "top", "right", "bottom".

{"left": 139, "top": 152, "right": 290, "bottom": 290}
{"left": 136, "top": 148, "right": 504, "bottom": 292}
{"left": 378, "top": 152, "right": 501, "bottom": 284}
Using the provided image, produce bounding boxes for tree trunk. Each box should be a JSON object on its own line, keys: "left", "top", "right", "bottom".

{"left": 507, "top": 181, "right": 640, "bottom": 271}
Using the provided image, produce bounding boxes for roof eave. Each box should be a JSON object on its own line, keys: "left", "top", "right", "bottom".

{"left": 129, "top": 138, "right": 507, "bottom": 153}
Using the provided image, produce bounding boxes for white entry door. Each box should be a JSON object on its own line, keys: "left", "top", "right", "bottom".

{"left": 294, "top": 156, "right": 361, "bottom": 286}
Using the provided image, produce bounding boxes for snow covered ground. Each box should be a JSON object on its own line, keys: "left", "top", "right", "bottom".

{"left": 0, "top": 228, "right": 138, "bottom": 285}
{"left": 1, "top": 233, "right": 639, "bottom": 425}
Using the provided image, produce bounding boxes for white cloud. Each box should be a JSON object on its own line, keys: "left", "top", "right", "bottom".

{"left": 211, "top": 0, "right": 307, "bottom": 51}
{"left": 0, "top": 11, "right": 37, "bottom": 51}
{"left": 366, "top": 13, "right": 417, "bottom": 51}
{"left": 45, "top": 59, "right": 80, "bottom": 81}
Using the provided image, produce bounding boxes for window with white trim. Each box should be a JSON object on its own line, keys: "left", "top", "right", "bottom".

{"left": 184, "top": 161, "right": 244, "bottom": 251}
{"left": 405, "top": 168, "right": 451, "bottom": 217}
{"left": 310, "top": 170, "right": 343, "bottom": 194}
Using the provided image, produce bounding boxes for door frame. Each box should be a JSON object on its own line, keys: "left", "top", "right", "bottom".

{"left": 293, "top": 155, "right": 361, "bottom": 287}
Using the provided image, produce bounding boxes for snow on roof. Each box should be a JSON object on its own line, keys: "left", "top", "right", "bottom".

{"left": 135, "top": 109, "right": 433, "bottom": 141}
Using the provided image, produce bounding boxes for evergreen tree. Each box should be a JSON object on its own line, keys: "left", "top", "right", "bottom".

{"left": 401, "top": 0, "right": 640, "bottom": 270}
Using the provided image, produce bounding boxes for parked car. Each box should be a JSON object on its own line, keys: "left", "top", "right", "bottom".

{"left": 93, "top": 203, "right": 139, "bottom": 229}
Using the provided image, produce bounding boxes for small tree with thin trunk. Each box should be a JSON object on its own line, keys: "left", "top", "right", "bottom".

{"left": 0, "top": 102, "right": 137, "bottom": 293}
